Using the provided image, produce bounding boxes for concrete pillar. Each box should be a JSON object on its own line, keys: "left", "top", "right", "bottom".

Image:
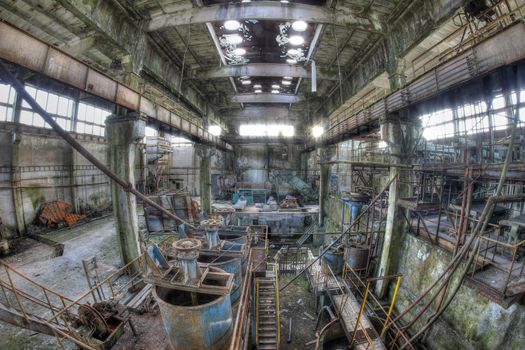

{"left": 11, "top": 132, "right": 25, "bottom": 235}
{"left": 318, "top": 146, "right": 336, "bottom": 227}
{"left": 387, "top": 58, "right": 407, "bottom": 91}
{"left": 196, "top": 144, "right": 215, "bottom": 216}
{"left": 106, "top": 113, "right": 145, "bottom": 270}
{"left": 376, "top": 113, "right": 419, "bottom": 297}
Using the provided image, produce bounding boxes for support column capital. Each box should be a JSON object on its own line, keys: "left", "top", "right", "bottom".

{"left": 195, "top": 144, "right": 217, "bottom": 159}
{"left": 105, "top": 113, "right": 145, "bottom": 146}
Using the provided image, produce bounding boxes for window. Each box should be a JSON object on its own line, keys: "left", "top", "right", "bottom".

{"left": 170, "top": 136, "right": 192, "bottom": 147}
{"left": 76, "top": 102, "right": 110, "bottom": 136}
{"left": 421, "top": 109, "right": 454, "bottom": 140}
{"left": 20, "top": 85, "right": 73, "bottom": 130}
{"left": 239, "top": 124, "right": 295, "bottom": 137}
{"left": 0, "top": 83, "right": 16, "bottom": 122}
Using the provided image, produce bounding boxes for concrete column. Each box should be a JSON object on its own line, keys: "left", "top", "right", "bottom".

{"left": 106, "top": 113, "right": 145, "bottom": 269}
{"left": 387, "top": 58, "right": 407, "bottom": 91}
{"left": 11, "top": 132, "right": 25, "bottom": 235}
{"left": 196, "top": 144, "right": 215, "bottom": 216}
{"left": 318, "top": 146, "right": 336, "bottom": 227}
{"left": 376, "top": 113, "right": 418, "bottom": 298}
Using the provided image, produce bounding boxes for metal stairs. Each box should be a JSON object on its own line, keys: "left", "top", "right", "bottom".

{"left": 256, "top": 269, "right": 280, "bottom": 349}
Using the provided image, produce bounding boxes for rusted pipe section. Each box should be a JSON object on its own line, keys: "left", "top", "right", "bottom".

{"left": 0, "top": 60, "right": 196, "bottom": 233}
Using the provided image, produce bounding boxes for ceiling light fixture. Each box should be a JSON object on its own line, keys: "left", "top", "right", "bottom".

{"left": 282, "top": 80, "right": 292, "bottom": 85}
{"left": 271, "top": 84, "right": 280, "bottom": 89}
{"left": 253, "top": 84, "right": 262, "bottom": 88}
{"left": 255, "top": 89, "right": 262, "bottom": 93}
{"left": 281, "top": 0, "right": 289, "bottom": 3}
{"left": 289, "top": 35, "right": 304, "bottom": 46}
{"left": 292, "top": 20, "right": 308, "bottom": 32}
{"left": 241, "top": 80, "right": 252, "bottom": 85}
{"left": 284, "top": 76, "right": 293, "bottom": 80}
{"left": 286, "top": 59, "right": 297, "bottom": 64}
{"left": 234, "top": 48, "right": 246, "bottom": 56}
{"left": 287, "top": 48, "right": 299, "bottom": 56}
{"left": 271, "top": 90, "right": 280, "bottom": 94}
{"left": 226, "top": 34, "right": 243, "bottom": 45}
{"left": 224, "top": 20, "right": 241, "bottom": 31}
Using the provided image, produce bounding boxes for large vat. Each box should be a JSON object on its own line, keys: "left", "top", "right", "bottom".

{"left": 153, "top": 287, "right": 233, "bottom": 350}
{"left": 321, "top": 248, "right": 344, "bottom": 276}
{"left": 344, "top": 245, "right": 369, "bottom": 271}
{"left": 198, "top": 253, "right": 243, "bottom": 303}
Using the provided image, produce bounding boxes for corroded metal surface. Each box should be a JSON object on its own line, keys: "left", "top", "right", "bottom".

{"left": 153, "top": 286, "right": 233, "bottom": 350}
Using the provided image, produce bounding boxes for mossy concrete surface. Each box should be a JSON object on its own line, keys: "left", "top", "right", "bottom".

{"left": 395, "top": 234, "right": 525, "bottom": 350}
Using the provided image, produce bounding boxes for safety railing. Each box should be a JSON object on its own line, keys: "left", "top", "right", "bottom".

{"left": 471, "top": 231, "right": 525, "bottom": 297}
{"left": 0, "top": 254, "right": 143, "bottom": 349}
{"left": 274, "top": 262, "right": 281, "bottom": 347}
{"left": 341, "top": 264, "right": 413, "bottom": 350}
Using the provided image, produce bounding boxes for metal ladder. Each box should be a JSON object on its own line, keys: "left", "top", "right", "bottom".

{"left": 255, "top": 265, "right": 280, "bottom": 349}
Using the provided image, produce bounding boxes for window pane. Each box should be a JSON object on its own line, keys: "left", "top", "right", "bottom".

{"left": 36, "top": 90, "right": 48, "bottom": 109}
{"left": 77, "top": 103, "right": 86, "bottom": 121}
{"left": 57, "top": 96, "right": 69, "bottom": 116}
{"left": 47, "top": 93, "right": 59, "bottom": 114}
{"left": 20, "top": 110, "right": 33, "bottom": 125}
{"left": 33, "top": 114, "right": 46, "bottom": 128}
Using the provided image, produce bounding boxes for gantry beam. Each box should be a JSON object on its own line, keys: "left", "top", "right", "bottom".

{"left": 190, "top": 63, "right": 339, "bottom": 80}
{"left": 146, "top": 2, "right": 379, "bottom": 32}
{"left": 221, "top": 107, "right": 303, "bottom": 120}
{"left": 232, "top": 93, "right": 304, "bottom": 104}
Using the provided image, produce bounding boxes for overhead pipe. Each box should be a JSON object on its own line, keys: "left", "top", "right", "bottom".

{"left": 0, "top": 60, "right": 197, "bottom": 234}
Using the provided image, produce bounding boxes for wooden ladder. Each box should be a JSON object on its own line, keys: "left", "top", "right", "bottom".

{"left": 256, "top": 272, "right": 280, "bottom": 350}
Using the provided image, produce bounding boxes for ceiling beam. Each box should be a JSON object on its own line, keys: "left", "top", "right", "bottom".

{"left": 221, "top": 107, "right": 303, "bottom": 119}
{"left": 146, "top": 2, "right": 378, "bottom": 32}
{"left": 232, "top": 93, "right": 304, "bottom": 104}
{"left": 190, "top": 63, "right": 338, "bottom": 80}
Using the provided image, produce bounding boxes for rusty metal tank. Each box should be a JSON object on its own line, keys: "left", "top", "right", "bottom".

{"left": 344, "top": 244, "right": 369, "bottom": 271}
{"left": 153, "top": 287, "right": 233, "bottom": 350}
{"left": 321, "top": 245, "right": 344, "bottom": 276}
{"left": 152, "top": 238, "right": 233, "bottom": 350}
{"left": 198, "top": 253, "right": 243, "bottom": 303}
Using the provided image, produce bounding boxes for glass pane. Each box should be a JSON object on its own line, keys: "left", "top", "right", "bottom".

{"left": 20, "top": 110, "right": 33, "bottom": 125}
{"left": 0, "top": 84, "right": 10, "bottom": 103}
{"left": 36, "top": 89, "right": 48, "bottom": 110}
{"left": 57, "top": 96, "right": 69, "bottom": 116}
{"left": 33, "top": 114, "right": 46, "bottom": 128}
{"left": 47, "top": 93, "right": 59, "bottom": 115}
{"left": 76, "top": 121, "right": 86, "bottom": 134}
{"left": 0, "top": 106, "right": 6, "bottom": 121}
{"left": 85, "top": 123, "right": 93, "bottom": 134}
{"left": 77, "top": 103, "right": 86, "bottom": 121}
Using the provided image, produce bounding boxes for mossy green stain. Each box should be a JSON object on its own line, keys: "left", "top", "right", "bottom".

{"left": 26, "top": 184, "right": 45, "bottom": 210}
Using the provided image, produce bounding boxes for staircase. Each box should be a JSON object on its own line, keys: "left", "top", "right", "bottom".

{"left": 256, "top": 266, "right": 280, "bottom": 349}
{"left": 296, "top": 223, "right": 319, "bottom": 245}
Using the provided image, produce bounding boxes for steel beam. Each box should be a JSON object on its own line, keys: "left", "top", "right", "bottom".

{"left": 0, "top": 22, "right": 232, "bottom": 151}
{"left": 190, "top": 63, "right": 338, "bottom": 80}
{"left": 232, "top": 93, "right": 304, "bottom": 104}
{"left": 147, "top": 2, "right": 376, "bottom": 32}
{"left": 221, "top": 107, "right": 303, "bottom": 119}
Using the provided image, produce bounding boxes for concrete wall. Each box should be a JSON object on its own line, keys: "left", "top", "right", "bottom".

{"left": 0, "top": 128, "right": 111, "bottom": 236}
{"left": 395, "top": 234, "right": 525, "bottom": 350}
{"left": 235, "top": 144, "right": 302, "bottom": 184}
{"left": 167, "top": 144, "right": 232, "bottom": 196}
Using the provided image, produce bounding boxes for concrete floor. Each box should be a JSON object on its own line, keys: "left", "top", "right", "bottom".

{"left": 0, "top": 216, "right": 121, "bottom": 349}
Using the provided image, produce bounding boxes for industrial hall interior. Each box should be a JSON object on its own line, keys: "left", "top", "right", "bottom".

{"left": 1, "top": 0, "right": 525, "bottom": 349}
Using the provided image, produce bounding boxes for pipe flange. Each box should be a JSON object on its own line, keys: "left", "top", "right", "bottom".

{"left": 173, "top": 238, "right": 202, "bottom": 260}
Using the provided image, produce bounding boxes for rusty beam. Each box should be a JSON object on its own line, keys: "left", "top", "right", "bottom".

{"left": 0, "top": 22, "right": 232, "bottom": 151}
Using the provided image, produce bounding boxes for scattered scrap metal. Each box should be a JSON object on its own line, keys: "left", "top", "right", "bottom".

{"left": 39, "top": 200, "right": 86, "bottom": 228}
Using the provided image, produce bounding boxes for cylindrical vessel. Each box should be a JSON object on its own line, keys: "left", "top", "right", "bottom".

{"left": 321, "top": 249, "right": 344, "bottom": 276}
{"left": 198, "top": 254, "right": 243, "bottom": 303}
{"left": 153, "top": 287, "right": 233, "bottom": 350}
{"left": 344, "top": 245, "right": 369, "bottom": 271}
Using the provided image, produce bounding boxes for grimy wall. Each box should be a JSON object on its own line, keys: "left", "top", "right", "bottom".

{"left": 0, "top": 127, "right": 111, "bottom": 237}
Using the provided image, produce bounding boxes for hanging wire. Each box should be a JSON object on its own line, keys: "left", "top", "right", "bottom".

{"left": 178, "top": 22, "right": 192, "bottom": 102}
{"left": 332, "top": 25, "right": 344, "bottom": 105}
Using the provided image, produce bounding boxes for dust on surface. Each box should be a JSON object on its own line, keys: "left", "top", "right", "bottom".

{"left": 279, "top": 274, "right": 319, "bottom": 349}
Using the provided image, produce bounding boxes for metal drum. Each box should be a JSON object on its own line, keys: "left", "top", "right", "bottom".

{"left": 344, "top": 245, "right": 369, "bottom": 271}
{"left": 153, "top": 287, "right": 233, "bottom": 350}
{"left": 198, "top": 254, "right": 243, "bottom": 303}
{"left": 321, "top": 248, "right": 344, "bottom": 276}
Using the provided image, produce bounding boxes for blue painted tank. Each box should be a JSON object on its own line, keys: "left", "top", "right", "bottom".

{"left": 198, "top": 253, "right": 243, "bottom": 303}
{"left": 153, "top": 286, "right": 233, "bottom": 350}
{"left": 321, "top": 249, "right": 344, "bottom": 276}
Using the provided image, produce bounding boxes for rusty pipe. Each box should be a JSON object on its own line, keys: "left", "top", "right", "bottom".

{"left": 0, "top": 60, "right": 196, "bottom": 233}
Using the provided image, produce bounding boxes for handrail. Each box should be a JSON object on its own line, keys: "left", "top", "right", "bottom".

{"left": 274, "top": 262, "right": 281, "bottom": 348}
{"left": 255, "top": 279, "right": 260, "bottom": 345}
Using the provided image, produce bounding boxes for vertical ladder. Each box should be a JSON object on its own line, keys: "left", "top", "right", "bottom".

{"left": 256, "top": 266, "right": 280, "bottom": 349}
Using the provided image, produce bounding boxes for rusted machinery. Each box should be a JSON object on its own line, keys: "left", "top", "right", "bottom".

{"left": 149, "top": 238, "right": 234, "bottom": 350}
